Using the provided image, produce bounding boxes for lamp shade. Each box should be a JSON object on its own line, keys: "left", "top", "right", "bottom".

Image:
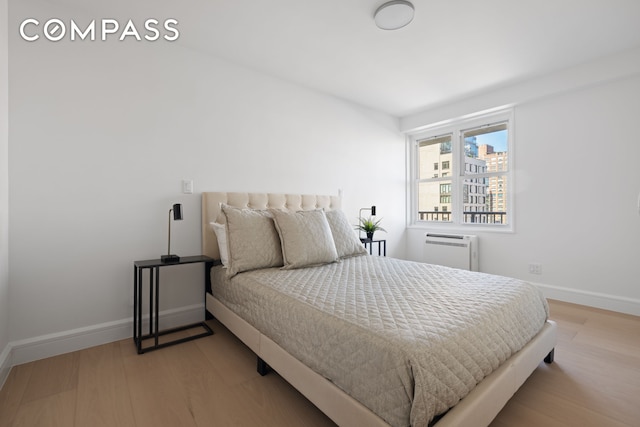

{"left": 173, "top": 203, "right": 183, "bottom": 220}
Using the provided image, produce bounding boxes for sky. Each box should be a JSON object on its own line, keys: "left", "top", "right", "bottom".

{"left": 475, "top": 130, "right": 508, "bottom": 152}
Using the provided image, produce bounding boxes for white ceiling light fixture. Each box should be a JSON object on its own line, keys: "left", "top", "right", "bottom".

{"left": 374, "top": 1, "right": 415, "bottom": 30}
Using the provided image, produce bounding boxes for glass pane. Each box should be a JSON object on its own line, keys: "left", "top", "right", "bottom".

{"left": 462, "top": 175, "right": 508, "bottom": 224}
{"left": 417, "top": 181, "right": 452, "bottom": 222}
{"left": 463, "top": 123, "right": 508, "bottom": 174}
{"left": 418, "top": 135, "right": 452, "bottom": 180}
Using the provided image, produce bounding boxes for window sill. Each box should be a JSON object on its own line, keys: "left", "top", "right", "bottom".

{"left": 407, "top": 222, "right": 514, "bottom": 234}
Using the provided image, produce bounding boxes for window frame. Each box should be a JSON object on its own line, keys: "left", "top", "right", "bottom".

{"left": 408, "top": 108, "right": 515, "bottom": 232}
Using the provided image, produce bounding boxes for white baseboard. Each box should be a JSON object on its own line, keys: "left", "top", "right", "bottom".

{"left": 9, "top": 304, "right": 205, "bottom": 367}
{"left": 3, "top": 285, "right": 637, "bottom": 389}
{"left": 536, "top": 283, "right": 640, "bottom": 316}
{"left": 0, "top": 342, "right": 12, "bottom": 390}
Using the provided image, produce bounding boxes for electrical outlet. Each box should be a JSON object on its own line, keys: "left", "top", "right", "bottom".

{"left": 528, "top": 263, "right": 542, "bottom": 275}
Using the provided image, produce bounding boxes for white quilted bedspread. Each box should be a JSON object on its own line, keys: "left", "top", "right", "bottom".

{"left": 211, "top": 256, "right": 549, "bottom": 427}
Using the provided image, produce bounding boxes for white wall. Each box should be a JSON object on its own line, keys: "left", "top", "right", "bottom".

{"left": 7, "top": 0, "right": 405, "bottom": 360}
{"left": 402, "top": 50, "right": 640, "bottom": 315}
{"left": 0, "top": 0, "right": 11, "bottom": 384}
{"left": 9, "top": 0, "right": 637, "bottom": 369}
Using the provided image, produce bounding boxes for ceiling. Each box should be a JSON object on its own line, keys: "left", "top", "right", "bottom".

{"left": 47, "top": 0, "right": 640, "bottom": 117}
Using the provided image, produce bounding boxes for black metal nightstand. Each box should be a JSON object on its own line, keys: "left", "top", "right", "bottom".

{"left": 133, "top": 255, "right": 214, "bottom": 354}
{"left": 360, "top": 238, "right": 386, "bottom": 256}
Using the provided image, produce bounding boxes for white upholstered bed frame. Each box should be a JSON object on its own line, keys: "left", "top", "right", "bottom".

{"left": 201, "top": 192, "right": 557, "bottom": 427}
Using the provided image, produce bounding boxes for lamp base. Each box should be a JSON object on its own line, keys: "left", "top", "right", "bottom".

{"left": 161, "top": 254, "right": 180, "bottom": 263}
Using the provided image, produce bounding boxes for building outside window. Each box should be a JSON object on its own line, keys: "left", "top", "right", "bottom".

{"left": 410, "top": 109, "right": 513, "bottom": 229}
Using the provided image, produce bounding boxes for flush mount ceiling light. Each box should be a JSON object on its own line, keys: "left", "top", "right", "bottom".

{"left": 374, "top": 1, "right": 415, "bottom": 30}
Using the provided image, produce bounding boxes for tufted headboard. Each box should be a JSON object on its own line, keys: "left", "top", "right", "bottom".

{"left": 201, "top": 192, "right": 342, "bottom": 260}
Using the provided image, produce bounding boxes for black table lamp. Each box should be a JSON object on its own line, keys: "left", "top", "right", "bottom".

{"left": 359, "top": 205, "right": 377, "bottom": 220}
{"left": 161, "top": 203, "right": 183, "bottom": 263}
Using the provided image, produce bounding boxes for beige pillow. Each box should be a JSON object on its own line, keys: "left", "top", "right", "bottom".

{"left": 210, "top": 222, "right": 229, "bottom": 267}
{"left": 221, "top": 204, "right": 283, "bottom": 276}
{"left": 270, "top": 209, "right": 339, "bottom": 269}
{"left": 325, "top": 209, "right": 368, "bottom": 258}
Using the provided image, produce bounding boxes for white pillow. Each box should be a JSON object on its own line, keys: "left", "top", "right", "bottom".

{"left": 221, "top": 204, "right": 284, "bottom": 276}
{"left": 325, "top": 209, "right": 368, "bottom": 258}
{"left": 210, "top": 222, "right": 229, "bottom": 267}
{"left": 270, "top": 209, "right": 339, "bottom": 269}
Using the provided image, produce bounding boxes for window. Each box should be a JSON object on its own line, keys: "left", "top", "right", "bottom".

{"left": 410, "top": 109, "right": 513, "bottom": 229}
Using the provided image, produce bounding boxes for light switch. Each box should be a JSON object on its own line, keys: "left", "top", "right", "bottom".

{"left": 182, "top": 179, "right": 193, "bottom": 194}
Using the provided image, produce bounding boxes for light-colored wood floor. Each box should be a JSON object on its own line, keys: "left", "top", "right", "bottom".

{"left": 0, "top": 299, "right": 638, "bottom": 427}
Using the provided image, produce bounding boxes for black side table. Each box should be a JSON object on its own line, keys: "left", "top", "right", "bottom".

{"left": 133, "top": 255, "right": 214, "bottom": 354}
{"left": 360, "top": 238, "right": 387, "bottom": 256}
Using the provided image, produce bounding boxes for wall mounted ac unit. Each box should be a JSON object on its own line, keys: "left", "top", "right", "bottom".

{"left": 423, "top": 233, "right": 479, "bottom": 271}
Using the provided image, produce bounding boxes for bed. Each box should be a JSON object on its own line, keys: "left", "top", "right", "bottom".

{"left": 201, "top": 192, "right": 557, "bottom": 427}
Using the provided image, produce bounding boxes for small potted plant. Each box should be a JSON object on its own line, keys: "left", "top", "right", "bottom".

{"left": 356, "top": 216, "right": 386, "bottom": 240}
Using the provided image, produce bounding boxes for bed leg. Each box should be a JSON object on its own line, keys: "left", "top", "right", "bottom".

{"left": 257, "top": 357, "right": 270, "bottom": 376}
{"left": 544, "top": 348, "right": 555, "bottom": 364}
